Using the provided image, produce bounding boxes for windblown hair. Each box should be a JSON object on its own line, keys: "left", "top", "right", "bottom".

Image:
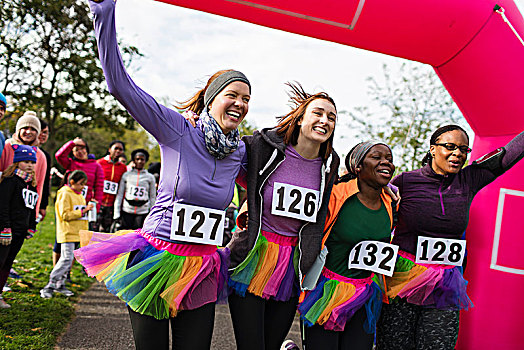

{"left": 176, "top": 69, "right": 235, "bottom": 115}
{"left": 421, "top": 124, "right": 470, "bottom": 166}
{"left": 0, "top": 162, "right": 37, "bottom": 187}
{"left": 276, "top": 82, "right": 337, "bottom": 161}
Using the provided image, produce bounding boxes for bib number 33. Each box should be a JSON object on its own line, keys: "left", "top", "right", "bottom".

{"left": 415, "top": 236, "right": 466, "bottom": 266}
{"left": 170, "top": 203, "right": 225, "bottom": 245}
{"left": 348, "top": 241, "right": 398, "bottom": 277}
{"left": 271, "top": 182, "right": 319, "bottom": 222}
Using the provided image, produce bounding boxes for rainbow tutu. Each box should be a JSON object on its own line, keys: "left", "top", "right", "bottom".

{"left": 385, "top": 250, "right": 473, "bottom": 310}
{"left": 229, "top": 230, "right": 299, "bottom": 302}
{"left": 74, "top": 229, "right": 229, "bottom": 319}
{"left": 298, "top": 268, "right": 382, "bottom": 333}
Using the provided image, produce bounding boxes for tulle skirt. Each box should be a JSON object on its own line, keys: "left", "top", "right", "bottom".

{"left": 74, "top": 229, "right": 229, "bottom": 319}
{"left": 385, "top": 250, "right": 473, "bottom": 310}
{"left": 229, "top": 230, "right": 299, "bottom": 302}
{"left": 298, "top": 268, "right": 382, "bottom": 333}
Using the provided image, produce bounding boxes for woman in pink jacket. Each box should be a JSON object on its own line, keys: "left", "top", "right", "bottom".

{"left": 55, "top": 137, "right": 104, "bottom": 205}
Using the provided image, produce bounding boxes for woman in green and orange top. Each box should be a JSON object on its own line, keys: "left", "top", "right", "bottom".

{"left": 298, "top": 141, "right": 397, "bottom": 350}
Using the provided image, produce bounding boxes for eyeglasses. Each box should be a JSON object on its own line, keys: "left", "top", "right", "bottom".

{"left": 434, "top": 143, "right": 472, "bottom": 154}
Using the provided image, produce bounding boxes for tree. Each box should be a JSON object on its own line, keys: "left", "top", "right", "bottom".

{"left": 347, "top": 62, "right": 471, "bottom": 172}
{"left": 0, "top": 0, "right": 142, "bottom": 151}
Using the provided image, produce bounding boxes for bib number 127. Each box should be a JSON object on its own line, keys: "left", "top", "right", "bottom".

{"left": 170, "top": 203, "right": 225, "bottom": 245}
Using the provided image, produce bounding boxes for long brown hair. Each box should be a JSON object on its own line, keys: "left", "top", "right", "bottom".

{"left": 0, "top": 162, "right": 37, "bottom": 187}
{"left": 176, "top": 69, "right": 235, "bottom": 115}
{"left": 276, "top": 82, "right": 337, "bottom": 160}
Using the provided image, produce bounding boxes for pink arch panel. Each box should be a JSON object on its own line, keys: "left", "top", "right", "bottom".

{"left": 158, "top": 0, "right": 524, "bottom": 348}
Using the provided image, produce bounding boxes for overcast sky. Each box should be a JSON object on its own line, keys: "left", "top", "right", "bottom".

{"left": 107, "top": 0, "right": 524, "bottom": 152}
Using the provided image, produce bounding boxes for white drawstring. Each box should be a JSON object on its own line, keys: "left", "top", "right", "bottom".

{"left": 495, "top": 5, "right": 524, "bottom": 47}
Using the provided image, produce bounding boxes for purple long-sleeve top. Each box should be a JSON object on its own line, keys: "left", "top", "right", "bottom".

{"left": 391, "top": 131, "right": 524, "bottom": 254}
{"left": 90, "top": 0, "right": 247, "bottom": 241}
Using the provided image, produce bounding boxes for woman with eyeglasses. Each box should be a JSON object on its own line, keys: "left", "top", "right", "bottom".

{"left": 376, "top": 125, "right": 524, "bottom": 349}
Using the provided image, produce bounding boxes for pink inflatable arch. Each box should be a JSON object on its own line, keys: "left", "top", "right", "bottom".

{"left": 158, "top": 1, "right": 524, "bottom": 348}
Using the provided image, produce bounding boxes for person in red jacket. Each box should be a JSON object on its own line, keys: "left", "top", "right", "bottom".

{"left": 96, "top": 140, "right": 127, "bottom": 232}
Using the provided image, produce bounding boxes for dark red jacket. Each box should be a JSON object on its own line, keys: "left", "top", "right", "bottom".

{"left": 97, "top": 155, "right": 128, "bottom": 207}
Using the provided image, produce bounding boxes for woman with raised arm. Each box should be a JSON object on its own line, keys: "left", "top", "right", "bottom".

{"left": 227, "top": 83, "right": 340, "bottom": 350}
{"left": 75, "top": 1, "right": 251, "bottom": 349}
{"left": 297, "top": 141, "right": 397, "bottom": 350}
{"left": 376, "top": 125, "right": 524, "bottom": 349}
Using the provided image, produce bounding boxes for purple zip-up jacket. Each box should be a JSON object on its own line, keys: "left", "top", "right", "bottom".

{"left": 90, "top": 0, "right": 247, "bottom": 241}
{"left": 391, "top": 131, "right": 524, "bottom": 254}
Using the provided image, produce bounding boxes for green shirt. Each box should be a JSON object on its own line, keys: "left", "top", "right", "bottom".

{"left": 325, "top": 195, "right": 391, "bottom": 279}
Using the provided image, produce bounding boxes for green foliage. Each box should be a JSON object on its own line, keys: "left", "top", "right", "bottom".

{"left": 346, "top": 63, "right": 471, "bottom": 172}
{"left": 0, "top": 0, "right": 142, "bottom": 151}
{"left": 0, "top": 199, "right": 94, "bottom": 349}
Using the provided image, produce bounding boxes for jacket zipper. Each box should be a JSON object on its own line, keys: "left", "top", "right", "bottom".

{"left": 212, "top": 158, "right": 217, "bottom": 180}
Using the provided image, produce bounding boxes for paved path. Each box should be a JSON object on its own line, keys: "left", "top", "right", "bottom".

{"left": 57, "top": 281, "right": 302, "bottom": 349}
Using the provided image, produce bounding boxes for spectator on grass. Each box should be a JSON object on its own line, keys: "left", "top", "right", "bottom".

{"left": 0, "top": 145, "right": 39, "bottom": 308}
{"left": 40, "top": 170, "right": 93, "bottom": 299}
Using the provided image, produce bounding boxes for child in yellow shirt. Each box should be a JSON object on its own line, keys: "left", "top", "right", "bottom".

{"left": 40, "top": 170, "right": 93, "bottom": 298}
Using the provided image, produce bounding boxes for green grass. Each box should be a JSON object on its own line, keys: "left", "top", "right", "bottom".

{"left": 0, "top": 199, "right": 94, "bottom": 349}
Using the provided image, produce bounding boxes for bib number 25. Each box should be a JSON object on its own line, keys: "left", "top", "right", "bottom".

{"left": 415, "top": 236, "right": 466, "bottom": 266}
{"left": 271, "top": 182, "right": 319, "bottom": 222}
{"left": 348, "top": 241, "right": 399, "bottom": 276}
{"left": 170, "top": 203, "right": 225, "bottom": 245}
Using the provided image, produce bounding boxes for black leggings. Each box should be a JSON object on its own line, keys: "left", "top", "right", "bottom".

{"left": 376, "top": 299, "right": 459, "bottom": 350}
{"left": 302, "top": 306, "right": 374, "bottom": 350}
{"left": 0, "top": 234, "right": 25, "bottom": 288}
{"left": 229, "top": 292, "right": 298, "bottom": 350}
{"left": 127, "top": 302, "right": 216, "bottom": 350}
{"left": 121, "top": 212, "right": 147, "bottom": 230}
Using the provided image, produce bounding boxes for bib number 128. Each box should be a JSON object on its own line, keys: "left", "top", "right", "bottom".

{"left": 170, "top": 203, "right": 225, "bottom": 245}
{"left": 415, "top": 236, "right": 466, "bottom": 266}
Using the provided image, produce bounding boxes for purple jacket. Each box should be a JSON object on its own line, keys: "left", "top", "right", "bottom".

{"left": 91, "top": 0, "right": 247, "bottom": 241}
{"left": 391, "top": 131, "right": 524, "bottom": 254}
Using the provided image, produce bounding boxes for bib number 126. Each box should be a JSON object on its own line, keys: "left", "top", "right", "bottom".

{"left": 170, "top": 203, "right": 225, "bottom": 245}
{"left": 271, "top": 182, "right": 319, "bottom": 222}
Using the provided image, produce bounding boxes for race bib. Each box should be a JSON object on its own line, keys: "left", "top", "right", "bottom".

{"left": 348, "top": 240, "right": 399, "bottom": 277}
{"left": 74, "top": 205, "right": 88, "bottom": 220}
{"left": 170, "top": 203, "right": 225, "bottom": 245}
{"left": 271, "top": 182, "right": 319, "bottom": 222}
{"left": 81, "top": 186, "right": 88, "bottom": 198}
{"left": 126, "top": 185, "right": 147, "bottom": 201}
{"left": 22, "top": 189, "right": 39, "bottom": 210}
{"left": 103, "top": 180, "right": 118, "bottom": 195}
{"left": 415, "top": 236, "right": 466, "bottom": 266}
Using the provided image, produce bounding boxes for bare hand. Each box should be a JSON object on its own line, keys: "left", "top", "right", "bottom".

{"left": 182, "top": 111, "right": 199, "bottom": 128}
{"left": 384, "top": 185, "right": 400, "bottom": 203}
{"left": 86, "top": 203, "right": 94, "bottom": 211}
{"left": 39, "top": 209, "right": 47, "bottom": 221}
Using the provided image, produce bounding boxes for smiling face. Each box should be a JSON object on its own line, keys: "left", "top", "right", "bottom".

{"left": 357, "top": 144, "right": 395, "bottom": 187}
{"left": 73, "top": 140, "right": 88, "bottom": 160}
{"left": 38, "top": 126, "right": 49, "bottom": 145}
{"left": 297, "top": 98, "right": 337, "bottom": 147}
{"left": 430, "top": 130, "right": 469, "bottom": 175}
{"left": 108, "top": 143, "right": 124, "bottom": 161}
{"left": 208, "top": 81, "right": 250, "bottom": 134}
{"left": 19, "top": 127, "right": 38, "bottom": 144}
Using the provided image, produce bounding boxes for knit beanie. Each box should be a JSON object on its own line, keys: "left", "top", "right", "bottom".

{"left": 16, "top": 111, "right": 41, "bottom": 134}
{"left": 12, "top": 144, "right": 38, "bottom": 163}
{"left": 346, "top": 140, "right": 391, "bottom": 176}
{"left": 0, "top": 92, "right": 6, "bottom": 109}
{"left": 204, "top": 70, "right": 251, "bottom": 109}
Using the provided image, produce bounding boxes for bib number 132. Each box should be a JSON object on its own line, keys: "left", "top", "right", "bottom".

{"left": 170, "top": 203, "right": 225, "bottom": 245}
{"left": 271, "top": 182, "right": 319, "bottom": 222}
{"left": 348, "top": 240, "right": 398, "bottom": 276}
{"left": 415, "top": 236, "right": 466, "bottom": 266}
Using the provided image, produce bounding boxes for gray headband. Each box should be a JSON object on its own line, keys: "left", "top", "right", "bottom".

{"left": 347, "top": 140, "right": 391, "bottom": 176}
{"left": 204, "top": 70, "right": 251, "bottom": 109}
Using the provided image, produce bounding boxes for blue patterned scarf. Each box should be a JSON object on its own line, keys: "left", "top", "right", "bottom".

{"left": 200, "top": 111, "right": 240, "bottom": 160}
